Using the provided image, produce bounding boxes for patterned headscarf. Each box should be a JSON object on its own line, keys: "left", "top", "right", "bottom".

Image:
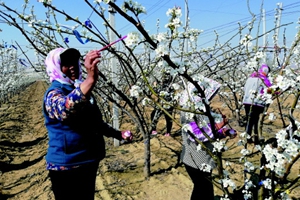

{"left": 179, "top": 77, "right": 221, "bottom": 106}
{"left": 250, "top": 64, "right": 271, "bottom": 87}
{"left": 45, "top": 48, "right": 82, "bottom": 85}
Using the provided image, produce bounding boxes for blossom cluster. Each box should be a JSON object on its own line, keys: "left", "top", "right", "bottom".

{"left": 220, "top": 177, "right": 236, "bottom": 190}
{"left": 129, "top": 85, "right": 142, "bottom": 98}
{"left": 94, "top": 0, "right": 111, "bottom": 4}
{"left": 125, "top": 32, "right": 140, "bottom": 47}
{"left": 242, "top": 179, "right": 255, "bottom": 199}
{"left": 240, "top": 34, "right": 252, "bottom": 47}
{"left": 262, "top": 143, "right": 288, "bottom": 176}
{"left": 199, "top": 163, "right": 212, "bottom": 173}
{"left": 37, "top": 0, "right": 52, "bottom": 4}
{"left": 213, "top": 139, "right": 227, "bottom": 152}
{"left": 122, "top": 0, "right": 146, "bottom": 15}
{"left": 165, "top": 6, "right": 182, "bottom": 32}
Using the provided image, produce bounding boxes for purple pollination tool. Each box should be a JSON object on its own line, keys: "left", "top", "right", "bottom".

{"left": 98, "top": 35, "right": 127, "bottom": 52}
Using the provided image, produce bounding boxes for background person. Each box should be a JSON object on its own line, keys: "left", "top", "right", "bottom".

{"left": 43, "top": 48, "right": 132, "bottom": 200}
{"left": 150, "top": 72, "right": 174, "bottom": 136}
{"left": 179, "top": 78, "right": 237, "bottom": 200}
{"left": 242, "top": 64, "right": 272, "bottom": 144}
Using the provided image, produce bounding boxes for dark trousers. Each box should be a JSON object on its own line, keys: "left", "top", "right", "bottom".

{"left": 150, "top": 107, "right": 173, "bottom": 133}
{"left": 244, "top": 104, "right": 264, "bottom": 137}
{"left": 48, "top": 162, "right": 99, "bottom": 200}
{"left": 184, "top": 164, "right": 214, "bottom": 200}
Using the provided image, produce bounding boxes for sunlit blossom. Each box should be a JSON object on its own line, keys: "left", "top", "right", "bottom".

{"left": 220, "top": 195, "right": 230, "bottom": 200}
{"left": 141, "top": 98, "right": 151, "bottom": 106}
{"left": 37, "top": 0, "right": 52, "bottom": 4}
{"left": 129, "top": 85, "right": 142, "bottom": 98}
{"left": 156, "top": 33, "right": 166, "bottom": 42}
{"left": 240, "top": 148, "right": 250, "bottom": 156}
{"left": 125, "top": 32, "right": 140, "bottom": 46}
{"left": 172, "top": 83, "right": 180, "bottom": 90}
{"left": 155, "top": 45, "right": 168, "bottom": 57}
{"left": 240, "top": 34, "right": 252, "bottom": 46}
{"left": 199, "top": 163, "right": 212, "bottom": 172}
{"left": 94, "top": 0, "right": 111, "bottom": 3}
{"left": 262, "top": 178, "right": 273, "bottom": 190}
{"left": 221, "top": 178, "right": 236, "bottom": 190}
{"left": 262, "top": 144, "right": 287, "bottom": 176}
{"left": 244, "top": 161, "right": 255, "bottom": 172}
{"left": 268, "top": 112, "right": 276, "bottom": 121}
{"left": 213, "top": 139, "right": 227, "bottom": 152}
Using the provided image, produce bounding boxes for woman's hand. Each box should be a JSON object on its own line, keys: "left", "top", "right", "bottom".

{"left": 217, "top": 127, "right": 237, "bottom": 139}
{"left": 84, "top": 50, "right": 101, "bottom": 81}
{"left": 121, "top": 130, "right": 133, "bottom": 142}
{"left": 80, "top": 50, "right": 101, "bottom": 95}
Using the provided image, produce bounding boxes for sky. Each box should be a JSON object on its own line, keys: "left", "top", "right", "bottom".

{"left": 1, "top": 0, "right": 300, "bottom": 60}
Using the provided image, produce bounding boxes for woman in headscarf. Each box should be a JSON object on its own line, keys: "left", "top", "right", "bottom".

{"left": 243, "top": 64, "right": 272, "bottom": 144}
{"left": 179, "top": 77, "right": 236, "bottom": 200}
{"left": 43, "top": 48, "right": 132, "bottom": 200}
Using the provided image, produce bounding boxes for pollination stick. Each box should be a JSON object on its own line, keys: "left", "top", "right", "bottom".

{"left": 98, "top": 35, "right": 127, "bottom": 52}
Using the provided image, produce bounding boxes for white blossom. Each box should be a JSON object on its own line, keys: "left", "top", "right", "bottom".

{"left": 240, "top": 34, "right": 252, "bottom": 46}
{"left": 262, "top": 178, "right": 272, "bottom": 190}
{"left": 262, "top": 144, "right": 287, "bottom": 176}
{"left": 141, "top": 98, "right": 151, "bottom": 106}
{"left": 244, "top": 161, "right": 255, "bottom": 172}
{"left": 241, "top": 148, "right": 250, "bottom": 156}
{"left": 268, "top": 112, "right": 276, "bottom": 121}
{"left": 221, "top": 178, "right": 236, "bottom": 190}
{"left": 155, "top": 45, "right": 168, "bottom": 57}
{"left": 213, "top": 139, "right": 227, "bottom": 152}
{"left": 129, "top": 85, "right": 142, "bottom": 98}
{"left": 244, "top": 179, "right": 255, "bottom": 190}
{"left": 156, "top": 33, "right": 166, "bottom": 42}
{"left": 196, "top": 144, "right": 202, "bottom": 152}
{"left": 220, "top": 195, "right": 230, "bottom": 200}
{"left": 172, "top": 83, "right": 180, "bottom": 90}
{"left": 94, "top": 0, "right": 111, "bottom": 3}
{"left": 37, "top": 0, "right": 52, "bottom": 4}
{"left": 199, "top": 163, "right": 212, "bottom": 172}
{"left": 125, "top": 32, "right": 140, "bottom": 46}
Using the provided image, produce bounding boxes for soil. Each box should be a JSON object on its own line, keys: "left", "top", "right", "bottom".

{"left": 0, "top": 80, "right": 300, "bottom": 200}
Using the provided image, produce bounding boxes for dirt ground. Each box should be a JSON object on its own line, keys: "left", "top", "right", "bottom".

{"left": 0, "top": 80, "right": 300, "bottom": 200}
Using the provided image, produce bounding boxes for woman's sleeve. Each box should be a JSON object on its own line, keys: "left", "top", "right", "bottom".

{"left": 98, "top": 121, "right": 123, "bottom": 140}
{"left": 262, "top": 77, "right": 272, "bottom": 87}
{"left": 44, "top": 87, "right": 87, "bottom": 121}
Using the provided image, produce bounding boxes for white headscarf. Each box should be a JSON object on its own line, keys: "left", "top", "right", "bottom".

{"left": 45, "top": 48, "right": 82, "bottom": 85}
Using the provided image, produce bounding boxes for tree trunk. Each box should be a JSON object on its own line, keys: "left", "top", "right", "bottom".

{"left": 143, "top": 132, "right": 151, "bottom": 178}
